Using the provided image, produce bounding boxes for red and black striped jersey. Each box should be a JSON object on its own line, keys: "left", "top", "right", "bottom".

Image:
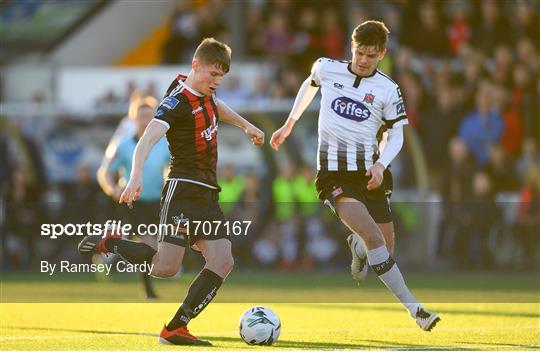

{"left": 153, "top": 74, "right": 220, "bottom": 189}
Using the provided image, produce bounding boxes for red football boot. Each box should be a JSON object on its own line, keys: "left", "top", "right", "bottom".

{"left": 77, "top": 229, "right": 121, "bottom": 255}
{"left": 159, "top": 325, "right": 212, "bottom": 346}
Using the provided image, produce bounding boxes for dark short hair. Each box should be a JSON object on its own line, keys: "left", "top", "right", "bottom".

{"left": 351, "top": 20, "right": 389, "bottom": 52}
{"left": 194, "top": 38, "right": 232, "bottom": 73}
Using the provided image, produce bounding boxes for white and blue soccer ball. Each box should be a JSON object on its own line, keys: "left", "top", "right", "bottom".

{"left": 239, "top": 306, "right": 281, "bottom": 346}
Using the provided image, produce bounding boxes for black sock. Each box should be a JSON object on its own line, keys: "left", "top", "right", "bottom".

{"left": 166, "top": 268, "right": 223, "bottom": 330}
{"left": 106, "top": 238, "right": 156, "bottom": 265}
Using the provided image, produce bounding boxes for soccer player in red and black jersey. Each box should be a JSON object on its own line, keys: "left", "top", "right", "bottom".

{"left": 78, "top": 38, "right": 264, "bottom": 346}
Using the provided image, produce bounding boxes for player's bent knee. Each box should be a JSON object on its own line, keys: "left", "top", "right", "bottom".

{"left": 207, "top": 255, "right": 234, "bottom": 277}
{"left": 150, "top": 259, "right": 182, "bottom": 278}
{"left": 218, "top": 255, "right": 234, "bottom": 274}
{"left": 223, "top": 256, "right": 235, "bottom": 273}
{"left": 151, "top": 265, "right": 178, "bottom": 278}
{"left": 359, "top": 228, "right": 385, "bottom": 249}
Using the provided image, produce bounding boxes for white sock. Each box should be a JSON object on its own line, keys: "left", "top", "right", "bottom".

{"left": 367, "top": 245, "right": 420, "bottom": 316}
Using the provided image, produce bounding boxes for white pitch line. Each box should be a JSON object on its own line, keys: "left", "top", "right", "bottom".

{"left": 388, "top": 344, "right": 540, "bottom": 351}
{"left": 2, "top": 327, "right": 538, "bottom": 343}
{"left": 2, "top": 325, "right": 539, "bottom": 341}
{"left": 277, "top": 326, "right": 540, "bottom": 333}
{"left": 0, "top": 331, "right": 239, "bottom": 341}
{"left": 1, "top": 334, "right": 121, "bottom": 341}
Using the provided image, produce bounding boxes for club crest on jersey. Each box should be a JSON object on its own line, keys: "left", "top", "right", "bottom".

{"left": 331, "top": 97, "right": 371, "bottom": 122}
{"left": 363, "top": 93, "right": 375, "bottom": 105}
{"left": 331, "top": 187, "right": 344, "bottom": 198}
{"left": 201, "top": 116, "right": 218, "bottom": 141}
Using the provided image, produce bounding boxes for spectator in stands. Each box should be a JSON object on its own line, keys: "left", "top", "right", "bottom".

{"left": 144, "top": 81, "right": 158, "bottom": 99}
{"left": 233, "top": 170, "right": 263, "bottom": 267}
{"left": 418, "top": 83, "right": 461, "bottom": 187}
{"left": 491, "top": 84, "right": 522, "bottom": 159}
{"left": 293, "top": 164, "right": 336, "bottom": 268}
{"left": 0, "top": 131, "right": 14, "bottom": 196}
{"left": 196, "top": 2, "right": 227, "bottom": 44}
{"left": 381, "top": 5, "right": 402, "bottom": 53}
{"left": 393, "top": 47, "right": 415, "bottom": 76}
{"left": 471, "top": 0, "right": 514, "bottom": 56}
{"left": 162, "top": 2, "right": 198, "bottom": 64}
{"left": 245, "top": 4, "right": 265, "bottom": 57}
{"left": 95, "top": 90, "right": 122, "bottom": 109}
{"left": 121, "top": 81, "right": 138, "bottom": 106}
{"left": 290, "top": 7, "right": 321, "bottom": 74}
{"left": 485, "top": 144, "right": 518, "bottom": 192}
{"left": 52, "top": 164, "right": 99, "bottom": 262}
{"left": 457, "top": 48, "right": 485, "bottom": 115}
{"left": 218, "top": 164, "right": 245, "bottom": 216}
{"left": 4, "top": 168, "right": 41, "bottom": 267}
{"left": 512, "top": 1, "right": 539, "bottom": 45}
{"left": 397, "top": 70, "right": 424, "bottom": 126}
{"left": 514, "top": 165, "right": 540, "bottom": 270}
{"left": 320, "top": 10, "right": 345, "bottom": 59}
{"left": 272, "top": 164, "right": 297, "bottom": 270}
{"left": 263, "top": 13, "right": 293, "bottom": 58}
{"left": 512, "top": 61, "right": 539, "bottom": 143}
{"left": 248, "top": 75, "right": 272, "bottom": 103}
{"left": 252, "top": 222, "right": 281, "bottom": 267}
{"left": 437, "top": 137, "right": 475, "bottom": 259}
{"left": 278, "top": 68, "right": 302, "bottom": 98}
{"left": 516, "top": 138, "right": 540, "bottom": 185}
{"left": 489, "top": 45, "right": 513, "bottom": 86}
{"left": 63, "top": 164, "right": 99, "bottom": 223}
{"left": 216, "top": 76, "right": 249, "bottom": 107}
{"left": 402, "top": 1, "right": 451, "bottom": 58}
{"left": 516, "top": 38, "right": 539, "bottom": 75}
{"left": 459, "top": 80, "right": 503, "bottom": 167}
{"left": 445, "top": 0, "right": 472, "bottom": 55}
{"left": 459, "top": 171, "right": 500, "bottom": 267}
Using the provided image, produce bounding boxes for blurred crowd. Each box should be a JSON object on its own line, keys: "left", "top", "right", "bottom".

{"left": 1, "top": 0, "right": 539, "bottom": 272}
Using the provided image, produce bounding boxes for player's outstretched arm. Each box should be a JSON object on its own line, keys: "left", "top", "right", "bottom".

{"left": 119, "top": 120, "right": 167, "bottom": 208}
{"left": 216, "top": 99, "right": 264, "bottom": 146}
{"left": 366, "top": 126, "right": 404, "bottom": 190}
{"left": 270, "top": 78, "right": 319, "bottom": 151}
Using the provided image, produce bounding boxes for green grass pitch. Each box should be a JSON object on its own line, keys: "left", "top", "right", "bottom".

{"left": 1, "top": 272, "right": 539, "bottom": 350}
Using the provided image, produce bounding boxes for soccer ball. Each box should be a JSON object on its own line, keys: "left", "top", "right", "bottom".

{"left": 239, "top": 306, "right": 281, "bottom": 346}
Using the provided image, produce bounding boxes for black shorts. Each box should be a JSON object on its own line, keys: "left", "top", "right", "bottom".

{"left": 159, "top": 179, "right": 230, "bottom": 250}
{"left": 315, "top": 169, "right": 393, "bottom": 223}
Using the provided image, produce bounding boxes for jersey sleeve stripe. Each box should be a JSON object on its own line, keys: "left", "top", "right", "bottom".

{"left": 376, "top": 70, "right": 398, "bottom": 85}
{"left": 152, "top": 118, "right": 170, "bottom": 129}
{"left": 384, "top": 115, "right": 407, "bottom": 128}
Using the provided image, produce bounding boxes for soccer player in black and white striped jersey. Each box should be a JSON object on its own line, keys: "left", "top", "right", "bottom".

{"left": 270, "top": 20, "right": 440, "bottom": 331}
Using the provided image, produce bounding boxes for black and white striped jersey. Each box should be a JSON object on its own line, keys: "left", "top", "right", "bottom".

{"left": 310, "top": 57, "right": 408, "bottom": 171}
